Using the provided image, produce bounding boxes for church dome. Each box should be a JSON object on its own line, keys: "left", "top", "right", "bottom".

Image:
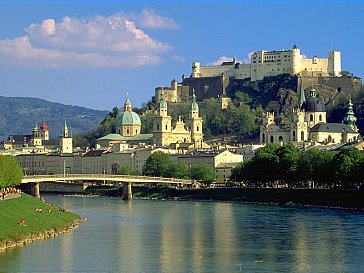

{"left": 301, "top": 87, "right": 325, "bottom": 112}
{"left": 115, "top": 98, "right": 141, "bottom": 126}
{"left": 40, "top": 119, "right": 48, "bottom": 131}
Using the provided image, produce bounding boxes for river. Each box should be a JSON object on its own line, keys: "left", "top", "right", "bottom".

{"left": 1, "top": 195, "right": 364, "bottom": 272}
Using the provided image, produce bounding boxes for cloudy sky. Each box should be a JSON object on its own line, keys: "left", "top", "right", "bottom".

{"left": 0, "top": 0, "right": 363, "bottom": 110}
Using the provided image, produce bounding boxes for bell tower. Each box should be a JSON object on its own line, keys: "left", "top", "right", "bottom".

{"left": 60, "top": 120, "right": 73, "bottom": 154}
{"left": 153, "top": 92, "right": 172, "bottom": 146}
{"left": 186, "top": 90, "right": 203, "bottom": 148}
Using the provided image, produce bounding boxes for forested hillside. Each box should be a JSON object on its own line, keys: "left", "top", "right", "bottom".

{"left": 0, "top": 96, "right": 108, "bottom": 141}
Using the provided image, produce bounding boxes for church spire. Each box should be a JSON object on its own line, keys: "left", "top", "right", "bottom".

{"left": 63, "top": 120, "right": 69, "bottom": 137}
{"left": 343, "top": 99, "right": 358, "bottom": 131}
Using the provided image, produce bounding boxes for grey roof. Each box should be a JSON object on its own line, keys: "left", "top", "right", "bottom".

{"left": 310, "top": 123, "right": 357, "bottom": 133}
{"left": 97, "top": 133, "right": 153, "bottom": 142}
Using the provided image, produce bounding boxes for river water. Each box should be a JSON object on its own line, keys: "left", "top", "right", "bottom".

{"left": 1, "top": 195, "right": 364, "bottom": 272}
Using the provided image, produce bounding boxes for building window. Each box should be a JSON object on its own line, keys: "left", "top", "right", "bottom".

{"left": 157, "top": 124, "right": 160, "bottom": 130}
{"left": 197, "top": 126, "right": 199, "bottom": 131}
{"left": 310, "top": 114, "right": 314, "bottom": 121}
{"left": 127, "top": 129, "right": 129, "bottom": 134}
{"left": 293, "top": 131, "right": 296, "bottom": 141}
{"left": 262, "top": 132, "right": 265, "bottom": 143}
{"left": 165, "top": 124, "right": 168, "bottom": 130}
{"left": 270, "top": 136, "right": 274, "bottom": 143}
{"left": 301, "top": 131, "right": 305, "bottom": 141}
{"left": 319, "top": 114, "right": 322, "bottom": 121}
{"left": 279, "top": 136, "right": 283, "bottom": 143}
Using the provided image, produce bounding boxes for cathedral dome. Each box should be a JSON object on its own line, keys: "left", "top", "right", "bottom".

{"left": 301, "top": 87, "right": 325, "bottom": 112}
{"left": 115, "top": 98, "right": 141, "bottom": 126}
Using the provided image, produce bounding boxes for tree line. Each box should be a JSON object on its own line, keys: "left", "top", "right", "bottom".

{"left": 142, "top": 152, "right": 215, "bottom": 183}
{"left": 231, "top": 144, "right": 364, "bottom": 189}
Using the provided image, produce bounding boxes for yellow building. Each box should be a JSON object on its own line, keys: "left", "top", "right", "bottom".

{"left": 153, "top": 91, "right": 206, "bottom": 149}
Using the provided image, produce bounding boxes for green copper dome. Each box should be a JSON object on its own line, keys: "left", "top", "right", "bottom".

{"left": 115, "top": 98, "right": 141, "bottom": 126}
{"left": 190, "top": 90, "right": 199, "bottom": 111}
{"left": 343, "top": 99, "right": 357, "bottom": 130}
{"left": 157, "top": 91, "right": 168, "bottom": 109}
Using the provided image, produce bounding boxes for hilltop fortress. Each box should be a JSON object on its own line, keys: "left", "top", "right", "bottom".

{"left": 155, "top": 45, "right": 361, "bottom": 104}
{"left": 191, "top": 44, "right": 341, "bottom": 81}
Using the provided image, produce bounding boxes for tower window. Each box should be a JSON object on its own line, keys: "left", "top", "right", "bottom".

{"left": 165, "top": 124, "right": 168, "bottom": 130}
{"left": 197, "top": 126, "right": 199, "bottom": 131}
{"left": 127, "top": 129, "right": 129, "bottom": 134}
{"left": 319, "top": 114, "right": 322, "bottom": 121}
{"left": 310, "top": 114, "right": 313, "bottom": 121}
{"left": 301, "top": 131, "right": 305, "bottom": 141}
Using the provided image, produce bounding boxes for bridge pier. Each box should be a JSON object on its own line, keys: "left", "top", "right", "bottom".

{"left": 122, "top": 182, "right": 132, "bottom": 200}
{"left": 30, "top": 182, "right": 40, "bottom": 199}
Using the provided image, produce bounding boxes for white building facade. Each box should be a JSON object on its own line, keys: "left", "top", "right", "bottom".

{"left": 191, "top": 45, "right": 341, "bottom": 81}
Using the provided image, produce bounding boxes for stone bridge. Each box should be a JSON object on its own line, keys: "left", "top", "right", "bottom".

{"left": 22, "top": 174, "right": 193, "bottom": 200}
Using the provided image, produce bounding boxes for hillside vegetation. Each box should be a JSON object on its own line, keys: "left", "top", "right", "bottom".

{"left": 0, "top": 96, "right": 108, "bottom": 141}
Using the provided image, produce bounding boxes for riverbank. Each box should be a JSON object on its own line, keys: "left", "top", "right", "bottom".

{"left": 85, "top": 186, "right": 364, "bottom": 209}
{"left": 0, "top": 193, "right": 84, "bottom": 252}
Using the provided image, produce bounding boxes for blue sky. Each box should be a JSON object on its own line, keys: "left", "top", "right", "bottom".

{"left": 0, "top": 0, "right": 363, "bottom": 110}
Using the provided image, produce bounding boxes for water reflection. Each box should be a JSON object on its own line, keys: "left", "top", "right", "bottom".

{"left": 1, "top": 196, "right": 364, "bottom": 273}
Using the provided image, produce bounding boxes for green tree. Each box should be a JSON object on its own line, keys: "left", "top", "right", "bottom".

{"left": 297, "top": 148, "right": 334, "bottom": 187}
{"left": 142, "top": 152, "right": 172, "bottom": 177}
{"left": 164, "top": 162, "right": 190, "bottom": 179}
{"left": 0, "top": 156, "right": 23, "bottom": 188}
{"left": 191, "top": 164, "right": 215, "bottom": 183}
{"left": 333, "top": 147, "right": 363, "bottom": 188}
{"left": 275, "top": 143, "right": 300, "bottom": 185}
{"left": 118, "top": 166, "right": 141, "bottom": 176}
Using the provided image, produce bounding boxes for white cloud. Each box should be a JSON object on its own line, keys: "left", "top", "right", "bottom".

{"left": 137, "top": 9, "right": 180, "bottom": 29}
{"left": 208, "top": 56, "right": 244, "bottom": 66}
{"left": 0, "top": 11, "right": 179, "bottom": 68}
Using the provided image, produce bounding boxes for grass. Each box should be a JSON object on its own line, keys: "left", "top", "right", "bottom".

{"left": 0, "top": 193, "right": 80, "bottom": 243}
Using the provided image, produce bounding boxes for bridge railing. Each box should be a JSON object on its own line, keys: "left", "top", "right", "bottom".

{"left": 22, "top": 174, "right": 192, "bottom": 184}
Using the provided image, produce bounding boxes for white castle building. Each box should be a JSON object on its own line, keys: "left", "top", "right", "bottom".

{"left": 191, "top": 45, "right": 341, "bottom": 81}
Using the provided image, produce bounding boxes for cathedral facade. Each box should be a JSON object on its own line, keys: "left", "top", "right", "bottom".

{"left": 153, "top": 91, "right": 204, "bottom": 148}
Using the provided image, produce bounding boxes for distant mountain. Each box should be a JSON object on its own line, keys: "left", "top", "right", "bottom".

{"left": 0, "top": 96, "right": 109, "bottom": 141}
